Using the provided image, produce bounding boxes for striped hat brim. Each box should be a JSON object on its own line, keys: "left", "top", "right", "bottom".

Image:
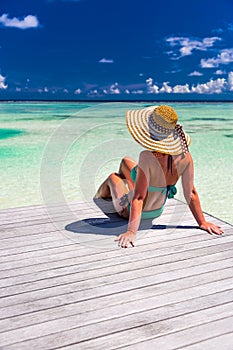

{"left": 126, "top": 107, "right": 191, "bottom": 155}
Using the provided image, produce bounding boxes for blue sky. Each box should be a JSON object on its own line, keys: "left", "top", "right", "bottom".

{"left": 0, "top": 0, "right": 233, "bottom": 100}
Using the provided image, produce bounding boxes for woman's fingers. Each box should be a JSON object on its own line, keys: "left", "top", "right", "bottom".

{"left": 115, "top": 233, "right": 135, "bottom": 248}
{"left": 211, "top": 223, "right": 223, "bottom": 235}
{"left": 201, "top": 222, "right": 224, "bottom": 235}
{"left": 213, "top": 227, "right": 223, "bottom": 235}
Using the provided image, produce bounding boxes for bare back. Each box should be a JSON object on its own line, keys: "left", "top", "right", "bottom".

{"left": 136, "top": 150, "right": 192, "bottom": 211}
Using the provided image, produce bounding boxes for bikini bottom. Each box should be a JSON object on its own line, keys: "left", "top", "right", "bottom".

{"left": 127, "top": 203, "right": 165, "bottom": 219}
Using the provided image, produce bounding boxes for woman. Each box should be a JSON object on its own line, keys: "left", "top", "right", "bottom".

{"left": 95, "top": 105, "right": 223, "bottom": 248}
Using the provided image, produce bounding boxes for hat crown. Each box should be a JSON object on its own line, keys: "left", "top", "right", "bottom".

{"left": 126, "top": 104, "right": 191, "bottom": 155}
{"left": 153, "top": 105, "right": 178, "bottom": 129}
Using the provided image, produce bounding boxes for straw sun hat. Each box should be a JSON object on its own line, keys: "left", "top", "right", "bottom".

{"left": 126, "top": 105, "right": 191, "bottom": 155}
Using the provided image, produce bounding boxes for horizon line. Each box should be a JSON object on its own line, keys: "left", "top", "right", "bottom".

{"left": 0, "top": 99, "right": 233, "bottom": 103}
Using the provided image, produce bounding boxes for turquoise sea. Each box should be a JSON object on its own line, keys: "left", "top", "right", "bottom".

{"left": 0, "top": 101, "right": 232, "bottom": 224}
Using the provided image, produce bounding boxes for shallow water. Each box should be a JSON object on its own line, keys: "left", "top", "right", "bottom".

{"left": 0, "top": 101, "right": 232, "bottom": 224}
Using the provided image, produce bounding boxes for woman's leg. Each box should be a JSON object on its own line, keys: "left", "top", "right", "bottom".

{"left": 94, "top": 172, "right": 133, "bottom": 218}
{"left": 118, "top": 156, "right": 137, "bottom": 191}
{"left": 94, "top": 156, "right": 136, "bottom": 199}
{"left": 94, "top": 156, "right": 136, "bottom": 218}
{"left": 94, "top": 176, "right": 112, "bottom": 199}
{"left": 108, "top": 172, "right": 133, "bottom": 218}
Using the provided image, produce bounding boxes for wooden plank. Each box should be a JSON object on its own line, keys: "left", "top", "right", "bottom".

{"left": 0, "top": 197, "right": 224, "bottom": 230}
{"left": 0, "top": 232, "right": 232, "bottom": 286}
{"left": 0, "top": 222, "right": 231, "bottom": 268}
{"left": 0, "top": 223, "right": 231, "bottom": 262}
{"left": 0, "top": 243, "right": 90, "bottom": 265}
{"left": 0, "top": 199, "right": 107, "bottom": 225}
{"left": 0, "top": 222, "right": 229, "bottom": 269}
{"left": 0, "top": 286, "right": 232, "bottom": 347}
{"left": 0, "top": 233, "right": 232, "bottom": 285}
{"left": 107, "top": 316, "right": 233, "bottom": 350}
{"left": 0, "top": 211, "right": 232, "bottom": 255}
{"left": 0, "top": 238, "right": 78, "bottom": 257}
{"left": 0, "top": 203, "right": 101, "bottom": 227}
{"left": 0, "top": 226, "right": 233, "bottom": 272}
{"left": 0, "top": 200, "right": 100, "bottom": 217}
{"left": 1, "top": 300, "right": 233, "bottom": 349}
{"left": 0, "top": 205, "right": 192, "bottom": 240}
{"left": 0, "top": 198, "right": 182, "bottom": 218}
{"left": 0, "top": 224, "right": 223, "bottom": 259}
{"left": 0, "top": 227, "right": 232, "bottom": 266}
{"left": 1, "top": 247, "right": 233, "bottom": 297}
{"left": 0, "top": 203, "right": 185, "bottom": 231}
{"left": 0, "top": 198, "right": 124, "bottom": 217}
{"left": 0, "top": 277, "right": 232, "bottom": 334}
{"left": 0, "top": 266, "right": 233, "bottom": 320}
{"left": 1, "top": 232, "right": 232, "bottom": 288}
{"left": 0, "top": 231, "right": 71, "bottom": 250}
{"left": 1, "top": 256, "right": 233, "bottom": 309}
{"left": 175, "top": 332, "right": 233, "bottom": 350}
{"left": 0, "top": 206, "right": 229, "bottom": 248}
{"left": 0, "top": 199, "right": 232, "bottom": 350}
{"left": 0, "top": 239, "right": 232, "bottom": 294}
{"left": 0, "top": 212, "right": 189, "bottom": 247}
{"left": 1, "top": 210, "right": 229, "bottom": 250}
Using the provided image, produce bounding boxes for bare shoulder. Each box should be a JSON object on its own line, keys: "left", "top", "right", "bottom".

{"left": 138, "top": 150, "right": 154, "bottom": 166}
{"left": 184, "top": 151, "right": 193, "bottom": 164}
{"left": 176, "top": 151, "right": 193, "bottom": 175}
{"left": 139, "top": 150, "right": 153, "bottom": 161}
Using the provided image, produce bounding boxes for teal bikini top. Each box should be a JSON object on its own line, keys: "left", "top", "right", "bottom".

{"left": 130, "top": 166, "right": 177, "bottom": 199}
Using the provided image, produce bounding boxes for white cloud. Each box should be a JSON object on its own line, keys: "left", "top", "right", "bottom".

{"left": 173, "top": 84, "right": 190, "bottom": 93}
{"left": 188, "top": 71, "right": 203, "bottom": 77}
{"left": 146, "top": 77, "right": 159, "bottom": 93}
{"left": 99, "top": 58, "right": 114, "bottom": 64}
{"left": 109, "top": 82, "right": 120, "bottom": 94}
{"left": 191, "top": 77, "right": 226, "bottom": 94}
{"left": 144, "top": 75, "right": 231, "bottom": 95}
{"left": 160, "top": 82, "right": 172, "bottom": 93}
{"left": 131, "top": 90, "right": 144, "bottom": 94}
{"left": 214, "top": 69, "right": 226, "bottom": 75}
{"left": 87, "top": 89, "right": 99, "bottom": 96}
{"left": 102, "top": 83, "right": 120, "bottom": 94}
{"left": 0, "top": 74, "right": 7, "bottom": 89}
{"left": 74, "top": 88, "right": 82, "bottom": 94}
{"left": 0, "top": 14, "right": 39, "bottom": 29}
{"left": 228, "top": 72, "right": 233, "bottom": 91}
{"left": 200, "top": 48, "right": 233, "bottom": 68}
{"left": 84, "top": 73, "right": 233, "bottom": 96}
{"left": 38, "top": 87, "right": 51, "bottom": 93}
{"left": 166, "top": 36, "right": 221, "bottom": 59}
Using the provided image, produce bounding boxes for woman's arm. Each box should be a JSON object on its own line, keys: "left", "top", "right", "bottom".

{"left": 182, "top": 156, "right": 223, "bottom": 235}
{"left": 115, "top": 152, "right": 149, "bottom": 248}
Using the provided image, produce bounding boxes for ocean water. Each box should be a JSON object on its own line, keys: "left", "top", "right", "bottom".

{"left": 0, "top": 101, "right": 232, "bottom": 224}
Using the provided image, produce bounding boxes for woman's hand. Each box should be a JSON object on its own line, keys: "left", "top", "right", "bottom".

{"left": 200, "top": 221, "right": 223, "bottom": 235}
{"left": 115, "top": 231, "right": 136, "bottom": 248}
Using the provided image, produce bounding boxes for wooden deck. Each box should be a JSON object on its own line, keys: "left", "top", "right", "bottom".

{"left": 0, "top": 198, "right": 233, "bottom": 350}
